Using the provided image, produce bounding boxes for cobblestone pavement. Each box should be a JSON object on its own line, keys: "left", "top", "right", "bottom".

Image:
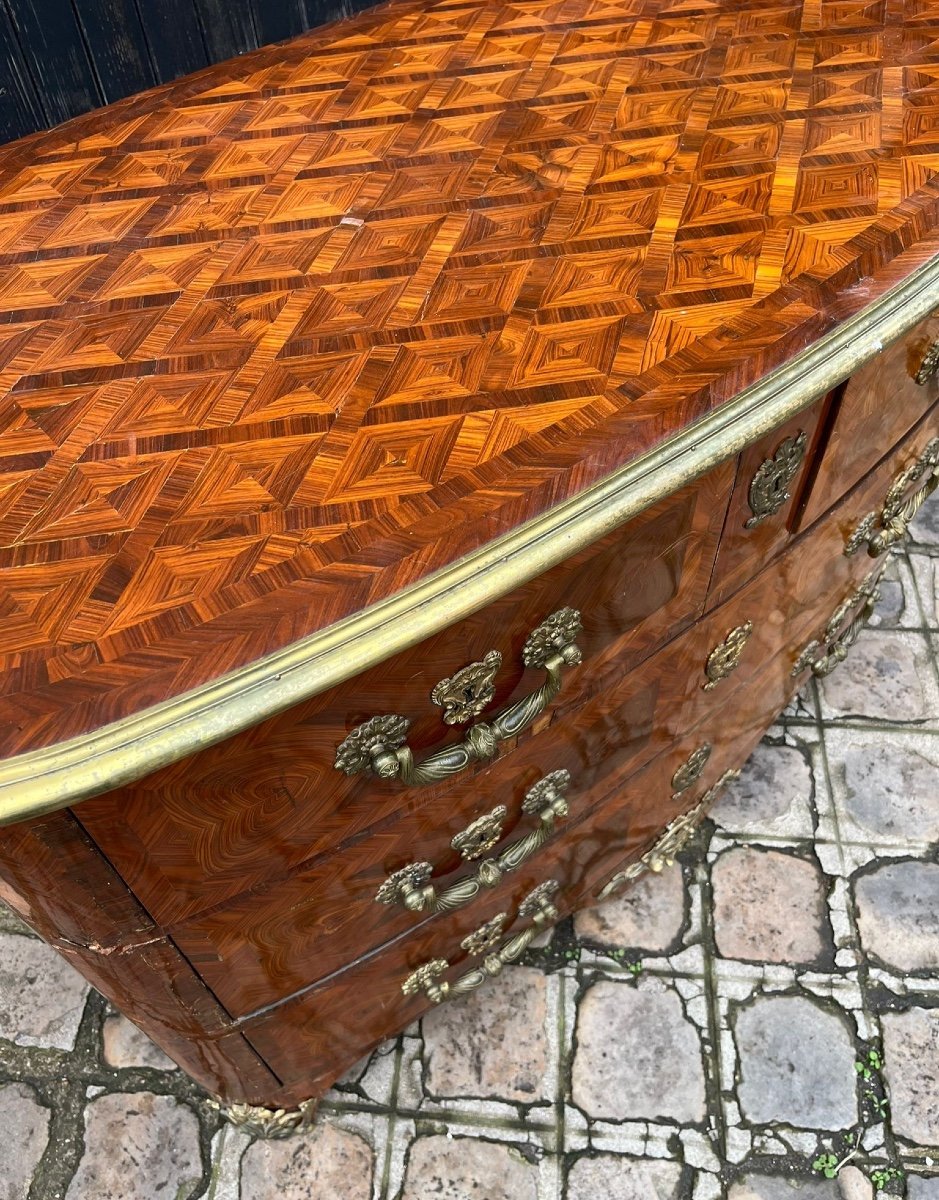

{"left": 2, "top": 495, "right": 939, "bottom": 1199}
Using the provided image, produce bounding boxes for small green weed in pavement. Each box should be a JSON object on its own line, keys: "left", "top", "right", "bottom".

{"left": 811, "top": 1153, "right": 841, "bottom": 1180}
{"left": 870, "top": 1168, "right": 904, "bottom": 1193}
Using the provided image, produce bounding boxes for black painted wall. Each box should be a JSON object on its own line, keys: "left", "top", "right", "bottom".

{"left": 0, "top": 0, "right": 373, "bottom": 146}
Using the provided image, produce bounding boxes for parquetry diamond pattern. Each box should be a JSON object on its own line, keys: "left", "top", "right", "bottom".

{"left": 0, "top": 0, "right": 936, "bottom": 756}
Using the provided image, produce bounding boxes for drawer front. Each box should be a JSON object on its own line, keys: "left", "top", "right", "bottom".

{"left": 74, "top": 462, "right": 734, "bottom": 926}
{"left": 798, "top": 312, "right": 939, "bottom": 530}
{"left": 234, "top": 686, "right": 793, "bottom": 1103}
{"left": 167, "top": 430, "right": 921, "bottom": 1017}
{"left": 171, "top": 622, "right": 719, "bottom": 1015}
{"left": 707, "top": 395, "right": 832, "bottom": 609}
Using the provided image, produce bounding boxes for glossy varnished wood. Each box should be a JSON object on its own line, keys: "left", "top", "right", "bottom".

{"left": 1, "top": 0, "right": 939, "bottom": 1114}
{"left": 234, "top": 679, "right": 799, "bottom": 1105}
{"left": 73, "top": 461, "right": 732, "bottom": 926}
{"left": 0, "top": 810, "right": 281, "bottom": 1103}
{"left": 0, "top": 391, "right": 934, "bottom": 1102}
{"left": 798, "top": 310, "right": 939, "bottom": 530}
{"left": 0, "top": 0, "right": 938, "bottom": 755}
{"left": 80, "top": 416, "right": 935, "bottom": 1018}
{"left": 707, "top": 394, "right": 832, "bottom": 609}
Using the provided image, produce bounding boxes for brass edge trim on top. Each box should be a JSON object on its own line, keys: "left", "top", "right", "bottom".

{"left": 1, "top": 255, "right": 938, "bottom": 823}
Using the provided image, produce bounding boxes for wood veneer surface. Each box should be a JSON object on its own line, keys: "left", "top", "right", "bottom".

{"left": 0, "top": 0, "right": 938, "bottom": 756}
{"left": 238, "top": 684, "right": 802, "bottom": 1105}
{"left": 73, "top": 462, "right": 731, "bottom": 926}
{"left": 82, "top": 408, "right": 937, "bottom": 1019}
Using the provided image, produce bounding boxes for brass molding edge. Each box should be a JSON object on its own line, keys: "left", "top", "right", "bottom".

{"left": 1, "top": 254, "right": 938, "bottom": 823}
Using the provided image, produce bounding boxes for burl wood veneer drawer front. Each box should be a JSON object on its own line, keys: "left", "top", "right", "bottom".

{"left": 166, "top": 421, "right": 922, "bottom": 1019}
{"left": 236, "top": 700, "right": 784, "bottom": 1101}
{"left": 73, "top": 462, "right": 734, "bottom": 926}
{"left": 799, "top": 312, "right": 939, "bottom": 531}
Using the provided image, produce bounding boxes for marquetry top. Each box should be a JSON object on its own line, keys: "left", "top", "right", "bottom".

{"left": 0, "top": 0, "right": 938, "bottom": 766}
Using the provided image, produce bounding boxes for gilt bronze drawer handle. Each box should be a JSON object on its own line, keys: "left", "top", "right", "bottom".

{"left": 334, "top": 608, "right": 583, "bottom": 785}
{"left": 401, "top": 880, "right": 560, "bottom": 1005}
{"left": 791, "top": 563, "right": 886, "bottom": 679}
{"left": 703, "top": 622, "right": 753, "bottom": 691}
{"left": 597, "top": 769, "right": 740, "bottom": 900}
{"left": 845, "top": 438, "right": 939, "bottom": 557}
{"left": 915, "top": 340, "right": 939, "bottom": 385}
{"left": 375, "top": 770, "right": 571, "bottom": 914}
{"left": 746, "top": 431, "right": 808, "bottom": 528}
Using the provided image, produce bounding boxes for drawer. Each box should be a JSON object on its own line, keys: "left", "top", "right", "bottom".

{"left": 171, "top": 621, "right": 708, "bottom": 1016}
{"left": 706, "top": 394, "right": 833, "bottom": 609}
{"left": 234, "top": 683, "right": 793, "bottom": 1104}
{"left": 74, "top": 461, "right": 734, "bottom": 925}
{"left": 798, "top": 311, "right": 939, "bottom": 530}
{"left": 169, "top": 448, "right": 909, "bottom": 1017}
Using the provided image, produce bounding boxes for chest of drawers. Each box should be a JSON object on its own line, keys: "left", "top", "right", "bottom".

{"left": 0, "top": 0, "right": 938, "bottom": 1132}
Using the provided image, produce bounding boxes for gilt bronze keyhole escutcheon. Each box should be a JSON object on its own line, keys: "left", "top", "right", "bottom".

{"left": 431, "top": 650, "right": 503, "bottom": 725}
{"left": 746, "top": 431, "right": 808, "bottom": 527}
{"left": 671, "top": 743, "right": 712, "bottom": 797}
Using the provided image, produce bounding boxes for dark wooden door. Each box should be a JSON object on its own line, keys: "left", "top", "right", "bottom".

{"left": 0, "top": 0, "right": 374, "bottom": 144}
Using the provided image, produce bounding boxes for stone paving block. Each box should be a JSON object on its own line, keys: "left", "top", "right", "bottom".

{"left": 566, "top": 1152, "right": 683, "bottom": 1199}
{"left": 868, "top": 556, "right": 919, "bottom": 630}
{"left": 728, "top": 1172, "right": 861, "bottom": 1200}
{"left": 838, "top": 1164, "right": 873, "bottom": 1200}
{"left": 239, "top": 1120, "right": 374, "bottom": 1200}
{"left": 855, "top": 861, "right": 939, "bottom": 973}
{"left": 882, "top": 1008, "right": 939, "bottom": 1145}
{"left": 325, "top": 1041, "right": 399, "bottom": 1108}
{"left": 421, "top": 966, "right": 550, "bottom": 1102}
{"left": 0, "top": 1082, "right": 50, "bottom": 1200}
{"left": 204, "top": 1126, "right": 249, "bottom": 1200}
{"left": 400, "top": 1134, "right": 539, "bottom": 1200}
{"left": 0, "top": 899, "right": 36, "bottom": 938}
{"left": 782, "top": 687, "right": 817, "bottom": 722}
{"left": 908, "top": 1177, "right": 939, "bottom": 1200}
{"left": 734, "top": 995, "right": 857, "bottom": 1129}
{"left": 709, "top": 740, "right": 815, "bottom": 839}
{"left": 712, "top": 848, "right": 828, "bottom": 964}
{"left": 907, "top": 552, "right": 939, "bottom": 629}
{"left": 574, "top": 862, "right": 685, "bottom": 952}
{"left": 572, "top": 977, "right": 706, "bottom": 1122}
{"left": 832, "top": 735, "right": 939, "bottom": 845}
{"left": 0, "top": 932, "right": 88, "bottom": 1050}
{"left": 816, "top": 631, "right": 938, "bottom": 724}
{"left": 102, "top": 1013, "right": 177, "bottom": 1070}
{"left": 65, "top": 1093, "right": 202, "bottom": 1199}
{"left": 910, "top": 493, "right": 939, "bottom": 546}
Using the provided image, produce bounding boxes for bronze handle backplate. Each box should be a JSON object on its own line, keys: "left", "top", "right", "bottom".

{"left": 914, "top": 340, "right": 939, "bottom": 385}
{"left": 702, "top": 621, "right": 753, "bottom": 691}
